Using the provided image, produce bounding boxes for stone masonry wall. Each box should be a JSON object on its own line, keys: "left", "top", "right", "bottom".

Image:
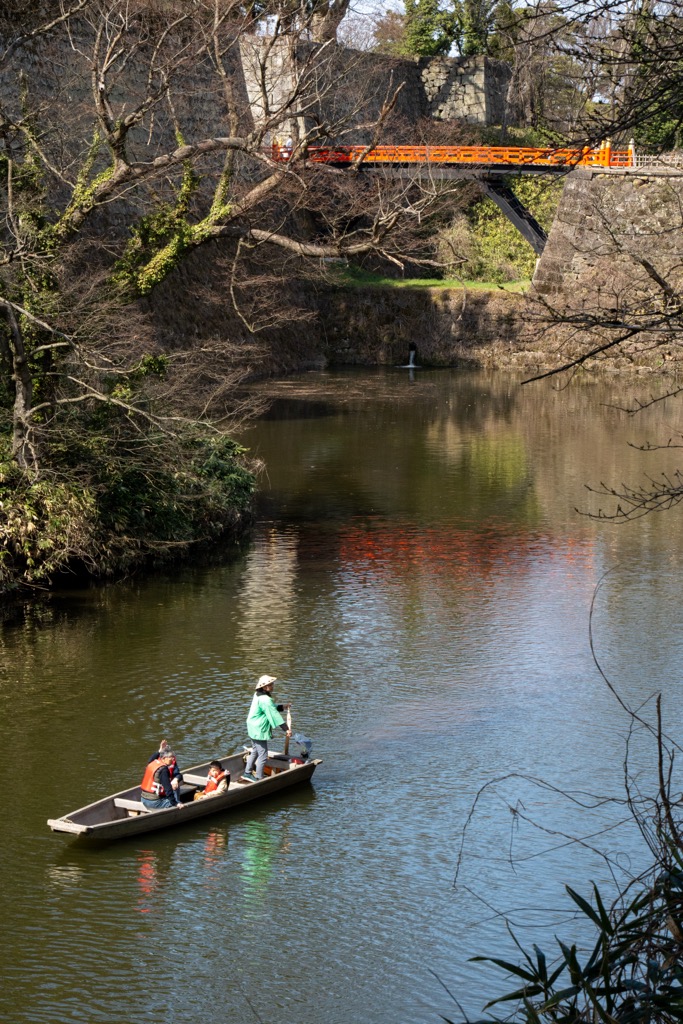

{"left": 3, "top": 31, "right": 511, "bottom": 148}
{"left": 531, "top": 168, "right": 683, "bottom": 370}
{"left": 141, "top": 249, "right": 543, "bottom": 376}
{"left": 238, "top": 39, "right": 512, "bottom": 137}
{"left": 533, "top": 169, "right": 683, "bottom": 303}
{"left": 417, "top": 54, "right": 510, "bottom": 124}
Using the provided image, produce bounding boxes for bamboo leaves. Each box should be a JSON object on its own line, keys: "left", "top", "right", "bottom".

{"left": 464, "top": 870, "right": 683, "bottom": 1024}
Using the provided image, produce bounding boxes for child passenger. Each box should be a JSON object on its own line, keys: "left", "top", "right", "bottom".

{"left": 194, "top": 761, "right": 230, "bottom": 801}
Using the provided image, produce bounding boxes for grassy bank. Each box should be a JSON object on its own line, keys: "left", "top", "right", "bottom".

{"left": 334, "top": 267, "right": 530, "bottom": 292}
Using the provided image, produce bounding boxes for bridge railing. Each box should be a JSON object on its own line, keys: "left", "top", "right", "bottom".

{"left": 633, "top": 152, "right": 683, "bottom": 168}
{"left": 270, "top": 141, "right": 632, "bottom": 169}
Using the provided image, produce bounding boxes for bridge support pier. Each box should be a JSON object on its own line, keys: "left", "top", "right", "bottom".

{"left": 480, "top": 178, "right": 548, "bottom": 255}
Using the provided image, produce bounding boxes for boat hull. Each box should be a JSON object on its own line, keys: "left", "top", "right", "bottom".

{"left": 47, "top": 752, "right": 320, "bottom": 841}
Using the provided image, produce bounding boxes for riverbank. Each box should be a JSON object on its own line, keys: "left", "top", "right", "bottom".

{"left": 145, "top": 248, "right": 679, "bottom": 380}
{"left": 314, "top": 280, "right": 683, "bottom": 377}
{"left": 142, "top": 254, "right": 544, "bottom": 377}
{"left": 316, "top": 283, "right": 538, "bottom": 371}
{"left": 315, "top": 260, "right": 683, "bottom": 376}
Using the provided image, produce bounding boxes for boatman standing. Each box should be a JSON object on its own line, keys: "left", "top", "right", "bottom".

{"left": 241, "top": 675, "right": 292, "bottom": 782}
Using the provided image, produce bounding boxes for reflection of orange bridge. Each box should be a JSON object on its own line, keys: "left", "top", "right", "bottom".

{"left": 336, "top": 524, "right": 596, "bottom": 582}
{"left": 273, "top": 141, "right": 632, "bottom": 254}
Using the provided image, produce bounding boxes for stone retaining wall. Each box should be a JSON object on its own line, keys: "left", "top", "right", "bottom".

{"left": 417, "top": 54, "right": 510, "bottom": 125}
{"left": 534, "top": 169, "right": 683, "bottom": 301}
{"left": 531, "top": 168, "right": 683, "bottom": 371}
{"left": 1, "top": 28, "right": 510, "bottom": 146}
{"left": 141, "top": 250, "right": 544, "bottom": 376}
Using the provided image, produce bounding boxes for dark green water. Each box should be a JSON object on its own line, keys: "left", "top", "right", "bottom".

{"left": 2, "top": 368, "right": 683, "bottom": 1024}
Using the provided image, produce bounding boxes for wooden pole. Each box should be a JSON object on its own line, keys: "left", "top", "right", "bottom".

{"left": 284, "top": 705, "right": 292, "bottom": 756}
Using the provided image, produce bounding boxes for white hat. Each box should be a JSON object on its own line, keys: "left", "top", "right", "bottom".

{"left": 256, "top": 674, "right": 277, "bottom": 689}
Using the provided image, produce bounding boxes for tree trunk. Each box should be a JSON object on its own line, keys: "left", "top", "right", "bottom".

{"left": 309, "top": 0, "right": 350, "bottom": 43}
{"left": 2, "top": 301, "right": 36, "bottom": 473}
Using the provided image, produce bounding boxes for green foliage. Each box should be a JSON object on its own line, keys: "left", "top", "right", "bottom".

{"left": 334, "top": 264, "right": 528, "bottom": 290}
{"left": 400, "top": 0, "right": 459, "bottom": 56}
{"left": 398, "top": 0, "right": 499, "bottom": 56}
{"left": 113, "top": 163, "right": 201, "bottom": 295}
{"left": 633, "top": 110, "right": 683, "bottom": 153}
{"left": 0, "top": 425, "right": 255, "bottom": 590}
{"left": 92, "top": 432, "right": 254, "bottom": 546}
{"left": 437, "top": 177, "right": 563, "bottom": 283}
{"left": 454, "top": 712, "right": 683, "bottom": 1024}
{"left": 0, "top": 444, "right": 99, "bottom": 588}
{"left": 461, "top": 0, "right": 497, "bottom": 56}
{"left": 487, "top": 0, "right": 517, "bottom": 60}
{"left": 54, "top": 134, "right": 114, "bottom": 238}
{"left": 132, "top": 354, "right": 169, "bottom": 380}
{"left": 0, "top": 90, "right": 250, "bottom": 593}
{"left": 112, "top": 161, "right": 234, "bottom": 296}
{"left": 626, "top": 9, "right": 683, "bottom": 153}
{"left": 113, "top": 203, "right": 194, "bottom": 296}
{"left": 454, "top": 862, "right": 683, "bottom": 1024}
{"left": 479, "top": 126, "right": 563, "bottom": 148}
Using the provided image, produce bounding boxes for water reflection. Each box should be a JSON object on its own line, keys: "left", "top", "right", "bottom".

{"left": 135, "top": 850, "right": 157, "bottom": 912}
{"left": 240, "top": 819, "right": 290, "bottom": 905}
{"left": 131, "top": 827, "right": 233, "bottom": 920}
{"left": 203, "top": 827, "right": 229, "bottom": 884}
{"left": 236, "top": 529, "right": 299, "bottom": 662}
{"left": 46, "top": 863, "right": 86, "bottom": 890}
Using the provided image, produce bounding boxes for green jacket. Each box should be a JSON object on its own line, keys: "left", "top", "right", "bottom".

{"left": 246, "top": 692, "right": 285, "bottom": 741}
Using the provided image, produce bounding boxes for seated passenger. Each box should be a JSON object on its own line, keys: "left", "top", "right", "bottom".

{"left": 140, "top": 750, "right": 183, "bottom": 810}
{"left": 194, "top": 761, "right": 230, "bottom": 801}
{"left": 149, "top": 739, "right": 183, "bottom": 797}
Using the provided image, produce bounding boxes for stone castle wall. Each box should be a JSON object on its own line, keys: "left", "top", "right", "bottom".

{"left": 417, "top": 54, "right": 510, "bottom": 124}
{"left": 533, "top": 169, "right": 683, "bottom": 303}
{"left": 2, "top": 30, "right": 511, "bottom": 149}
{"left": 230, "top": 38, "right": 511, "bottom": 142}
{"left": 531, "top": 167, "right": 683, "bottom": 370}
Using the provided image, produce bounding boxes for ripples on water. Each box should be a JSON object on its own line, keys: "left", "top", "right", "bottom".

{"left": 2, "top": 370, "right": 683, "bottom": 1023}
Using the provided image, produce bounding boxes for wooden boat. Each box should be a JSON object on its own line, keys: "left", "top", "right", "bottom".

{"left": 47, "top": 750, "right": 321, "bottom": 841}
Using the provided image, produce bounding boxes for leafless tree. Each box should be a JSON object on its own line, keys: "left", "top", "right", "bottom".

{"left": 0, "top": 0, "right": 466, "bottom": 470}
{"left": 0, "top": 0, "right": 469, "bottom": 586}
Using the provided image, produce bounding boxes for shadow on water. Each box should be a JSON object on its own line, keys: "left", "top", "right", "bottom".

{"left": 259, "top": 397, "right": 342, "bottom": 421}
{"left": 0, "top": 534, "right": 253, "bottom": 631}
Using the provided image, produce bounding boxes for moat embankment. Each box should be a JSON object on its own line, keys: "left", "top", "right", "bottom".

{"left": 123, "top": 169, "right": 683, "bottom": 382}
{"left": 316, "top": 288, "right": 683, "bottom": 376}
{"left": 144, "top": 254, "right": 679, "bottom": 380}
{"left": 314, "top": 285, "right": 539, "bottom": 370}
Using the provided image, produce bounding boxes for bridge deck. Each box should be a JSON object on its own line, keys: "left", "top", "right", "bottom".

{"left": 272, "top": 143, "right": 631, "bottom": 170}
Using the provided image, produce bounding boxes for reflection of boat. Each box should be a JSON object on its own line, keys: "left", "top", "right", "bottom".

{"left": 47, "top": 751, "right": 321, "bottom": 842}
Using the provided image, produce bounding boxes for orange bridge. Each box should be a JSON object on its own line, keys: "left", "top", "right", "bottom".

{"left": 271, "top": 140, "right": 633, "bottom": 254}
{"left": 284, "top": 141, "right": 632, "bottom": 171}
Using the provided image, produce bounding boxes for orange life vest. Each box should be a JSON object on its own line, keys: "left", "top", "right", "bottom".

{"left": 141, "top": 758, "right": 166, "bottom": 797}
{"left": 204, "top": 769, "right": 228, "bottom": 794}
